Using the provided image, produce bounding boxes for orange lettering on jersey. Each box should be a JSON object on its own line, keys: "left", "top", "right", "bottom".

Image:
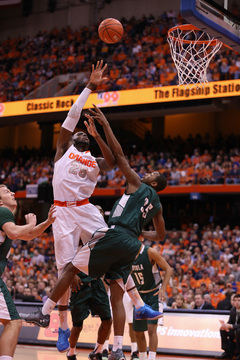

{"left": 69, "top": 153, "right": 97, "bottom": 168}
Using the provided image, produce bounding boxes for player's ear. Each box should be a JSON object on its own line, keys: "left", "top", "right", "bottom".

{"left": 151, "top": 180, "right": 158, "bottom": 188}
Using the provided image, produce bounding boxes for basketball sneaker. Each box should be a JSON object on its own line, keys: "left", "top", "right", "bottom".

{"left": 67, "top": 354, "right": 77, "bottom": 360}
{"left": 19, "top": 308, "right": 50, "bottom": 327}
{"left": 102, "top": 349, "right": 109, "bottom": 360}
{"left": 130, "top": 351, "right": 139, "bottom": 360}
{"left": 89, "top": 351, "right": 103, "bottom": 360}
{"left": 108, "top": 349, "right": 126, "bottom": 360}
{"left": 134, "top": 304, "right": 163, "bottom": 320}
{"left": 57, "top": 327, "right": 71, "bottom": 352}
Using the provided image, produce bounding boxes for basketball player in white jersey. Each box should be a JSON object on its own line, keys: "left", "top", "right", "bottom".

{"left": 52, "top": 61, "right": 116, "bottom": 353}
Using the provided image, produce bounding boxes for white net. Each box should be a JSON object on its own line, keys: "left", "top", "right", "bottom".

{"left": 167, "top": 24, "right": 223, "bottom": 88}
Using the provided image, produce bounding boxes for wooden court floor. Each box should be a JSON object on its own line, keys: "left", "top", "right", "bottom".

{"left": 14, "top": 345, "right": 216, "bottom": 360}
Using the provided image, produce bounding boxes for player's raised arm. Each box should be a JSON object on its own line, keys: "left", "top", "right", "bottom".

{"left": 55, "top": 61, "right": 107, "bottom": 163}
{"left": 85, "top": 104, "right": 141, "bottom": 189}
{"left": 83, "top": 110, "right": 116, "bottom": 171}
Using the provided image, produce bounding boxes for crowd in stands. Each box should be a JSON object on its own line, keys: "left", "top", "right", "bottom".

{"left": 2, "top": 221, "right": 239, "bottom": 310}
{"left": 1, "top": 5, "right": 240, "bottom": 102}
{"left": 1, "top": 132, "right": 240, "bottom": 192}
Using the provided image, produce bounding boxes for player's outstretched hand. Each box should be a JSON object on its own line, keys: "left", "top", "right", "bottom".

{"left": 84, "top": 113, "right": 100, "bottom": 138}
{"left": 89, "top": 60, "right": 107, "bottom": 87}
{"left": 85, "top": 104, "right": 109, "bottom": 128}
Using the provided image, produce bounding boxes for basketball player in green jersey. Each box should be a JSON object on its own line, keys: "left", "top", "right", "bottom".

{"left": 131, "top": 245, "right": 172, "bottom": 360}
{"left": 84, "top": 105, "right": 168, "bottom": 360}
{"left": 0, "top": 184, "right": 56, "bottom": 360}
{"left": 21, "top": 105, "right": 167, "bottom": 360}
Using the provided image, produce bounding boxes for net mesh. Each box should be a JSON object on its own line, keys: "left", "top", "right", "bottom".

{"left": 167, "top": 25, "right": 223, "bottom": 88}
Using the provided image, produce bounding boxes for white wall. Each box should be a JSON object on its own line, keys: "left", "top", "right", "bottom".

{"left": 0, "top": 0, "right": 180, "bottom": 39}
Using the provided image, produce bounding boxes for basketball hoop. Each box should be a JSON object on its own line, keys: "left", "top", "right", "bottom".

{"left": 167, "top": 24, "right": 223, "bottom": 88}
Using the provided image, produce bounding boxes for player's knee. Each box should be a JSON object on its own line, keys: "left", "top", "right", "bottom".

{"left": 102, "top": 318, "right": 112, "bottom": 330}
{"left": 9, "top": 319, "right": 22, "bottom": 332}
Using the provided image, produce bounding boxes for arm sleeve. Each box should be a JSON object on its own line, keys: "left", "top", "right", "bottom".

{"left": 62, "top": 87, "right": 92, "bottom": 132}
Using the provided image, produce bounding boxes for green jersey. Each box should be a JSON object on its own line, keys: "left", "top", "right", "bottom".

{"left": 108, "top": 183, "right": 161, "bottom": 237}
{"left": 0, "top": 207, "right": 15, "bottom": 276}
{"left": 132, "top": 245, "right": 161, "bottom": 292}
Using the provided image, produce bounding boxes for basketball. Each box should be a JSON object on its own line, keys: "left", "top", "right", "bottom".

{"left": 98, "top": 18, "right": 123, "bottom": 44}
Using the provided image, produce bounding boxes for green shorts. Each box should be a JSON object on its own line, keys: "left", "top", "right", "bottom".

{"left": 133, "top": 291, "right": 159, "bottom": 332}
{"left": 70, "top": 278, "right": 111, "bottom": 327}
{"left": 89, "top": 227, "right": 142, "bottom": 284}
{"left": 0, "top": 278, "right": 20, "bottom": 320}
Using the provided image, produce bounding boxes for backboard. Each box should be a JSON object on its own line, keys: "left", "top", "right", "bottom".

{"left": 180, "top": 0, "right": 240, "bottom": 52}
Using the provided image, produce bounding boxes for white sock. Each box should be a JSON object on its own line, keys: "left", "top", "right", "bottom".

{"left": 59, "top": 310, "right": 69, "bottom": 331}
{"left": 131, "top": 342, "right": 138, "bottom": 353}
{"left": 94, "top": 343, "right": 103, "bottom": 353}
{"left": 148, "top": 351, "right": 156, "bottom": 360}
{"left": 127, "top": 287, "right": 144, "bottom": 309}
{"left": 139, "top": 352, "right": 147, "bottom": 360}
{"left": 0, "top": 356, "right": 13, "bottom": 360}
{"left": 112, "top": 335, "right": 123, "bottom": 351}
{"left": 68, "top": 348, "right": 76, "bottom": 356}
{"left": 42, "top": 298, "right": 56, "bottom": 315}
{"left": 103, "top": 340, "right": 109, "bottom": 351}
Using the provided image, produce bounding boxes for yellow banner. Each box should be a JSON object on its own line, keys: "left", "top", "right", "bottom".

{"left": 1, "top": 79, "right": 240, "bottom": 117}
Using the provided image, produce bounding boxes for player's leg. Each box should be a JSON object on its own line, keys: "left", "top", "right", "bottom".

{"left": 67, "top": 325, "right": 82, "bottom": 360}
{"left": 0, "top": 280, "right": 22, "bottom": 359}
{"left": 126, "top": 276, "right": 163, "bottom": 320}
{"left": 53, "top": 216, "right": 81, "bottom": 353}
{"left": 89, "top": 279, "right": 112, "bottom": 360}
{"left": 122, "top": 293, "right": 138, "bottom": 360}
{"left": 133, "top": 317, "right": 147, "bottom": 360}
{"left": 147, "top": 324, "right": 158, "bottom": 360}
{"left": 0, "top": 319, "right": 22, "bottom": 358}
{"left": 56, "top": 268, "right": 71, "bottom": 352}
{"left": 108, "top": 279, "right": 126, "bottom": 360}
{"left": 89, "top": 319, "right": 112, "bottom": 360}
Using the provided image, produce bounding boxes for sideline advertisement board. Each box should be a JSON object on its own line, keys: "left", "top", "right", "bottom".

{"left": 0, "top": 305, "right": 229, "bottom": 356}
{"left": 0, "top": 79, "right": 240, "bottom": 117}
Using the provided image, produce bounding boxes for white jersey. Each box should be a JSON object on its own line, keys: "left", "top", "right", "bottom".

{"left": 53, "top": 145, "right": 100, "bottom": 201}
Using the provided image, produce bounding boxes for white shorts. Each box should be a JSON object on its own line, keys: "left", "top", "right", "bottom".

{"left": 52, "top": 203, "right": 108, "bottom": 269}
{"left": 0, "top": 279, "right": 20, "bottom": 320}
{"left": 123, "top": 292, "right": 134, "bottom": 324}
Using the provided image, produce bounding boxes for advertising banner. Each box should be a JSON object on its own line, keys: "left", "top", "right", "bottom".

{"left": 0, "top": 305, "right": 229, "bottom": 356}
{"left": 0, "top": 79, "right": 240, "bottom": 117}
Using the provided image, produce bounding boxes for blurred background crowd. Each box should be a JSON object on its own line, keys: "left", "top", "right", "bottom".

{"left": 1, "top": 132, "right": 240, "bottom": 192}
{"left": 1, "top": 9, "right": 240, "bottom": 103}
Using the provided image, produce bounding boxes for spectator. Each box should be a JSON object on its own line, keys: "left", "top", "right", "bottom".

{"left": 193, "top": 293, "right": 215, "bottom": 310}
{"left": 210, "top": 284, "right": 225, "bottom": 309}
{"left": 171, "top": 294, "right": 188, "bottom": 309}
{"left": 167, "top": 287, "right": 179, "bottom": 307}
{"left": 217, "top": 291, "right": 235, "bottom": 310}
{"left": 216, "top": 294, "right": 240, "bottom": 360}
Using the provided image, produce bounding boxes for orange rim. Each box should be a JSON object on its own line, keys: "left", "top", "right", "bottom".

{"left": 168, "top": 24, "right": 223, "bottom": 46}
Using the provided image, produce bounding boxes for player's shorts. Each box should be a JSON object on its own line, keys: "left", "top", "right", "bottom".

{"left": 70, "top": 278, "right": 111, "bottom": 327}
{"left": 133, "top": 290, "right": 159, "bottom": 332}
{"left": 123, "top": 292, "right": 134, "bottom": 324}
{"left": 72, "top": 226, "right": 142, "bottom": 284}
{"left": 0, "top": 278, "right": 20, "bottom": 321}
{"left": 52, "top": 203, "right": 108, "bottom": 269}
